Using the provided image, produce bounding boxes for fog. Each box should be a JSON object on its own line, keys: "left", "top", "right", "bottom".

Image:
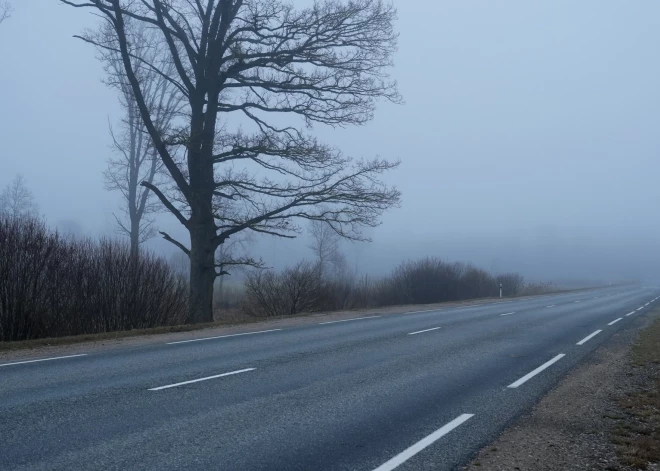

{"left": 1, "top": 0, "right": 659, "bottom": 284}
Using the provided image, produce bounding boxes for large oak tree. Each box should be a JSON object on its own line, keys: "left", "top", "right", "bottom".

{"left": 61, "top": 0, "right": 401, "bottom": 323}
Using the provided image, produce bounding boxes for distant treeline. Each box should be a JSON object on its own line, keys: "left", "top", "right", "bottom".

{"left": 242, "top": 258, "right": 554, "bottom": 318}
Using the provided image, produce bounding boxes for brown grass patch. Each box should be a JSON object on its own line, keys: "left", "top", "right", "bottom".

{"left": 611, "top": 314, "right": 660, "bottom": 469}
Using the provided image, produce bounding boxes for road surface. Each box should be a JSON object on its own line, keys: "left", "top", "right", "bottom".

{"left": 1, "top": 285, "right": 658, "bottom": 470}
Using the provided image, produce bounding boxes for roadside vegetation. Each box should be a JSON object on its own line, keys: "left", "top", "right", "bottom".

{"left": 611, "top": 316, "right": 660, "bottom": 469}
{"left": 0, "top": 1, "right": 561, "bottom": 340}
{"left": 59, "top": 0, "right": 403, "bottom": 325}
{"left": 242, "top": 258, "right": 553, "bottom": 318}
{"left": 0, "top": 215, "right": 187, "bottom": 342}
{"left": 0, "top": 215, "right": 555, "bottom": 343}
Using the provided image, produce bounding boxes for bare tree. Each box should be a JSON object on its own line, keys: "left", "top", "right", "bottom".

{"left": 0, "top": 2, "right": 11, "bottom": 26}
{"left": 61, "top": 0, "right": 402, "bottom": 323}
{"left": 0, "top": 174, "right": 38, "bottom": 218}
{"left": 308, "top": 219, "right": 340, "bottom": 280}
{"left": 327, "top": 248, "right": 349, "bottom": 281}
{"left": 97, "top": 21, "right": 183, "bottom": 258}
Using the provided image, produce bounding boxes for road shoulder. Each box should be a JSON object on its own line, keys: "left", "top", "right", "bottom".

{"left": 0, "top": 295, "right": 541, "bottom": 360}
{"left": 464, "top": 308, "right": 660, "bottom": 471}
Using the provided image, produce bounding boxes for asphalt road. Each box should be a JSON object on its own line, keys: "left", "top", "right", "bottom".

{"left": 1, "top": 285, "right": 659, "bottom": 470}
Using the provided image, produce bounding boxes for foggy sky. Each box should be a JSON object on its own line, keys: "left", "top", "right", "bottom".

{"left": 1, "top": 1, "right": 660, "bottom": 283}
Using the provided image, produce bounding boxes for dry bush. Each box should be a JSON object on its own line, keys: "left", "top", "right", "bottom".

{"left": 0, "top": 215, "right": 187, "bottom": 341}
{"left": 242, "top": 257, "right": 534, "bottom": 317}
{"left": 243, "top": 262, "right": 322, "bottom": 317}
{"left": 371, "top": 258, "right": 511, "bottom": 307}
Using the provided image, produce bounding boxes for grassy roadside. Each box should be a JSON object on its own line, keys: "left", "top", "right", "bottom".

{"left": 610, "top": 315, "right": 660, "bottom": 469}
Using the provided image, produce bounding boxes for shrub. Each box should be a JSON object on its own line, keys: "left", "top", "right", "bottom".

{"left": 371, "top": 258, "right": 508, "bottom": 306}
{"left": 242, "top": 256, "right": 536, "bottom": 318}
{"left": 0, "top": 216, "right": 187, "bottom": 341}
{"left": 243, "top": 261, "right": 322, "bottom": 317}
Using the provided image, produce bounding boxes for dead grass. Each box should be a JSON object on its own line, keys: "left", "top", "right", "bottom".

{"left": 632, "top": 317, "right": 660, "bottom": 366}
{"left": 611, "top": 314, "right": 660, "bottom": 469}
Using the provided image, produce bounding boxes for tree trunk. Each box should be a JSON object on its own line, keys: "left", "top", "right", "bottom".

{"left": 186, "top": 89, "right": 219, "bottom": 324}
{"left": 188, "top": 222, "right": 216, "bottom": 324}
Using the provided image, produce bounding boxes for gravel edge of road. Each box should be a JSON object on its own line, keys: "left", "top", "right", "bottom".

{"left": 462, "top": 308, "right": 660, "bottom": 471}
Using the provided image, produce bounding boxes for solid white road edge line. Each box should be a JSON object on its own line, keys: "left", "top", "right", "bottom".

{"left": 626, "top": 311, "right": 636, "bottom": 317}
{"left": 608, "top": 318, "right": 622, "bottom": 326}
{"left": 576, "top": 330, "right": 602, "bottom": 345}
{"left": 319, "top": 316, "right": 380, "bottom": 325}
{"left": 408, "top": 327, "right": 442, "bottom": 335}
{"left": 500, "top": 312, "right": 516, "bottom": 316}
{"left": 167, "top": 329, "right": 282, "bottom": 345}
{"left": 372, "top": 414, "right": 474, "bottom": 471}
{"left": 0, "top": 354, "right": 88, "bottom": 368}
{"left": 508, "top": 354, "right": 566, "bottom": 388}
{"left": 148, "top": 368, "right": 255, "bottom": 391}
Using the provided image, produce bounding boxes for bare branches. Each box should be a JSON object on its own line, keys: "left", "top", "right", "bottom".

{"left": 60, "top": 0, "right": 401, "bottom": 323}
{"left": 141, "top": 181, "right": 189, "bottom": 227}
{"left": 215, "top": 255, "right": 263, "bottom": 277}
{"left": 0, "top": 2, "right": 11, "bottom": 26}
{"left": 159, "top": 230, "right": 190, "bottom": 255}
{"left": 0, "top": 175, "right": 38, "bottom": 219}
{"left": 103, "top": 0, "right": 192, "bottom": 199}
{"left": 307, "top": 218, "right": 339, "bottom": 279}
{"left": 213, "top": 156, "right": 400, "bottom": 245}
{"left": 97, "top": 19, "right": 185, "bottom": 254}
{"left": 244, "top": 261, "right": 322, "bottom": 317}
{"left": 218, "top": 0, "right": 400, "bottom": 126}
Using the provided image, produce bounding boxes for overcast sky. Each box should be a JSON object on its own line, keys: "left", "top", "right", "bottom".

{"left": 1, "top": 1, "right": 660, "bottom": 283}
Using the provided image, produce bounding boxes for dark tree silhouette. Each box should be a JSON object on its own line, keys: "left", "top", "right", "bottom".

{"left": 96, "top": 21, "right": 183, "bottom": 258}
{"left": 60, "top": 0, "right": 401, "bottom": 323}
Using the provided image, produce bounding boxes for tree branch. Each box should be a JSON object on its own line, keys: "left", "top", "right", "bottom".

{"left": 141, "top": 181, "right": 189, "bottom": 227}
{"left": 159, "top": 230, "right": 190, "bottom": 255}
